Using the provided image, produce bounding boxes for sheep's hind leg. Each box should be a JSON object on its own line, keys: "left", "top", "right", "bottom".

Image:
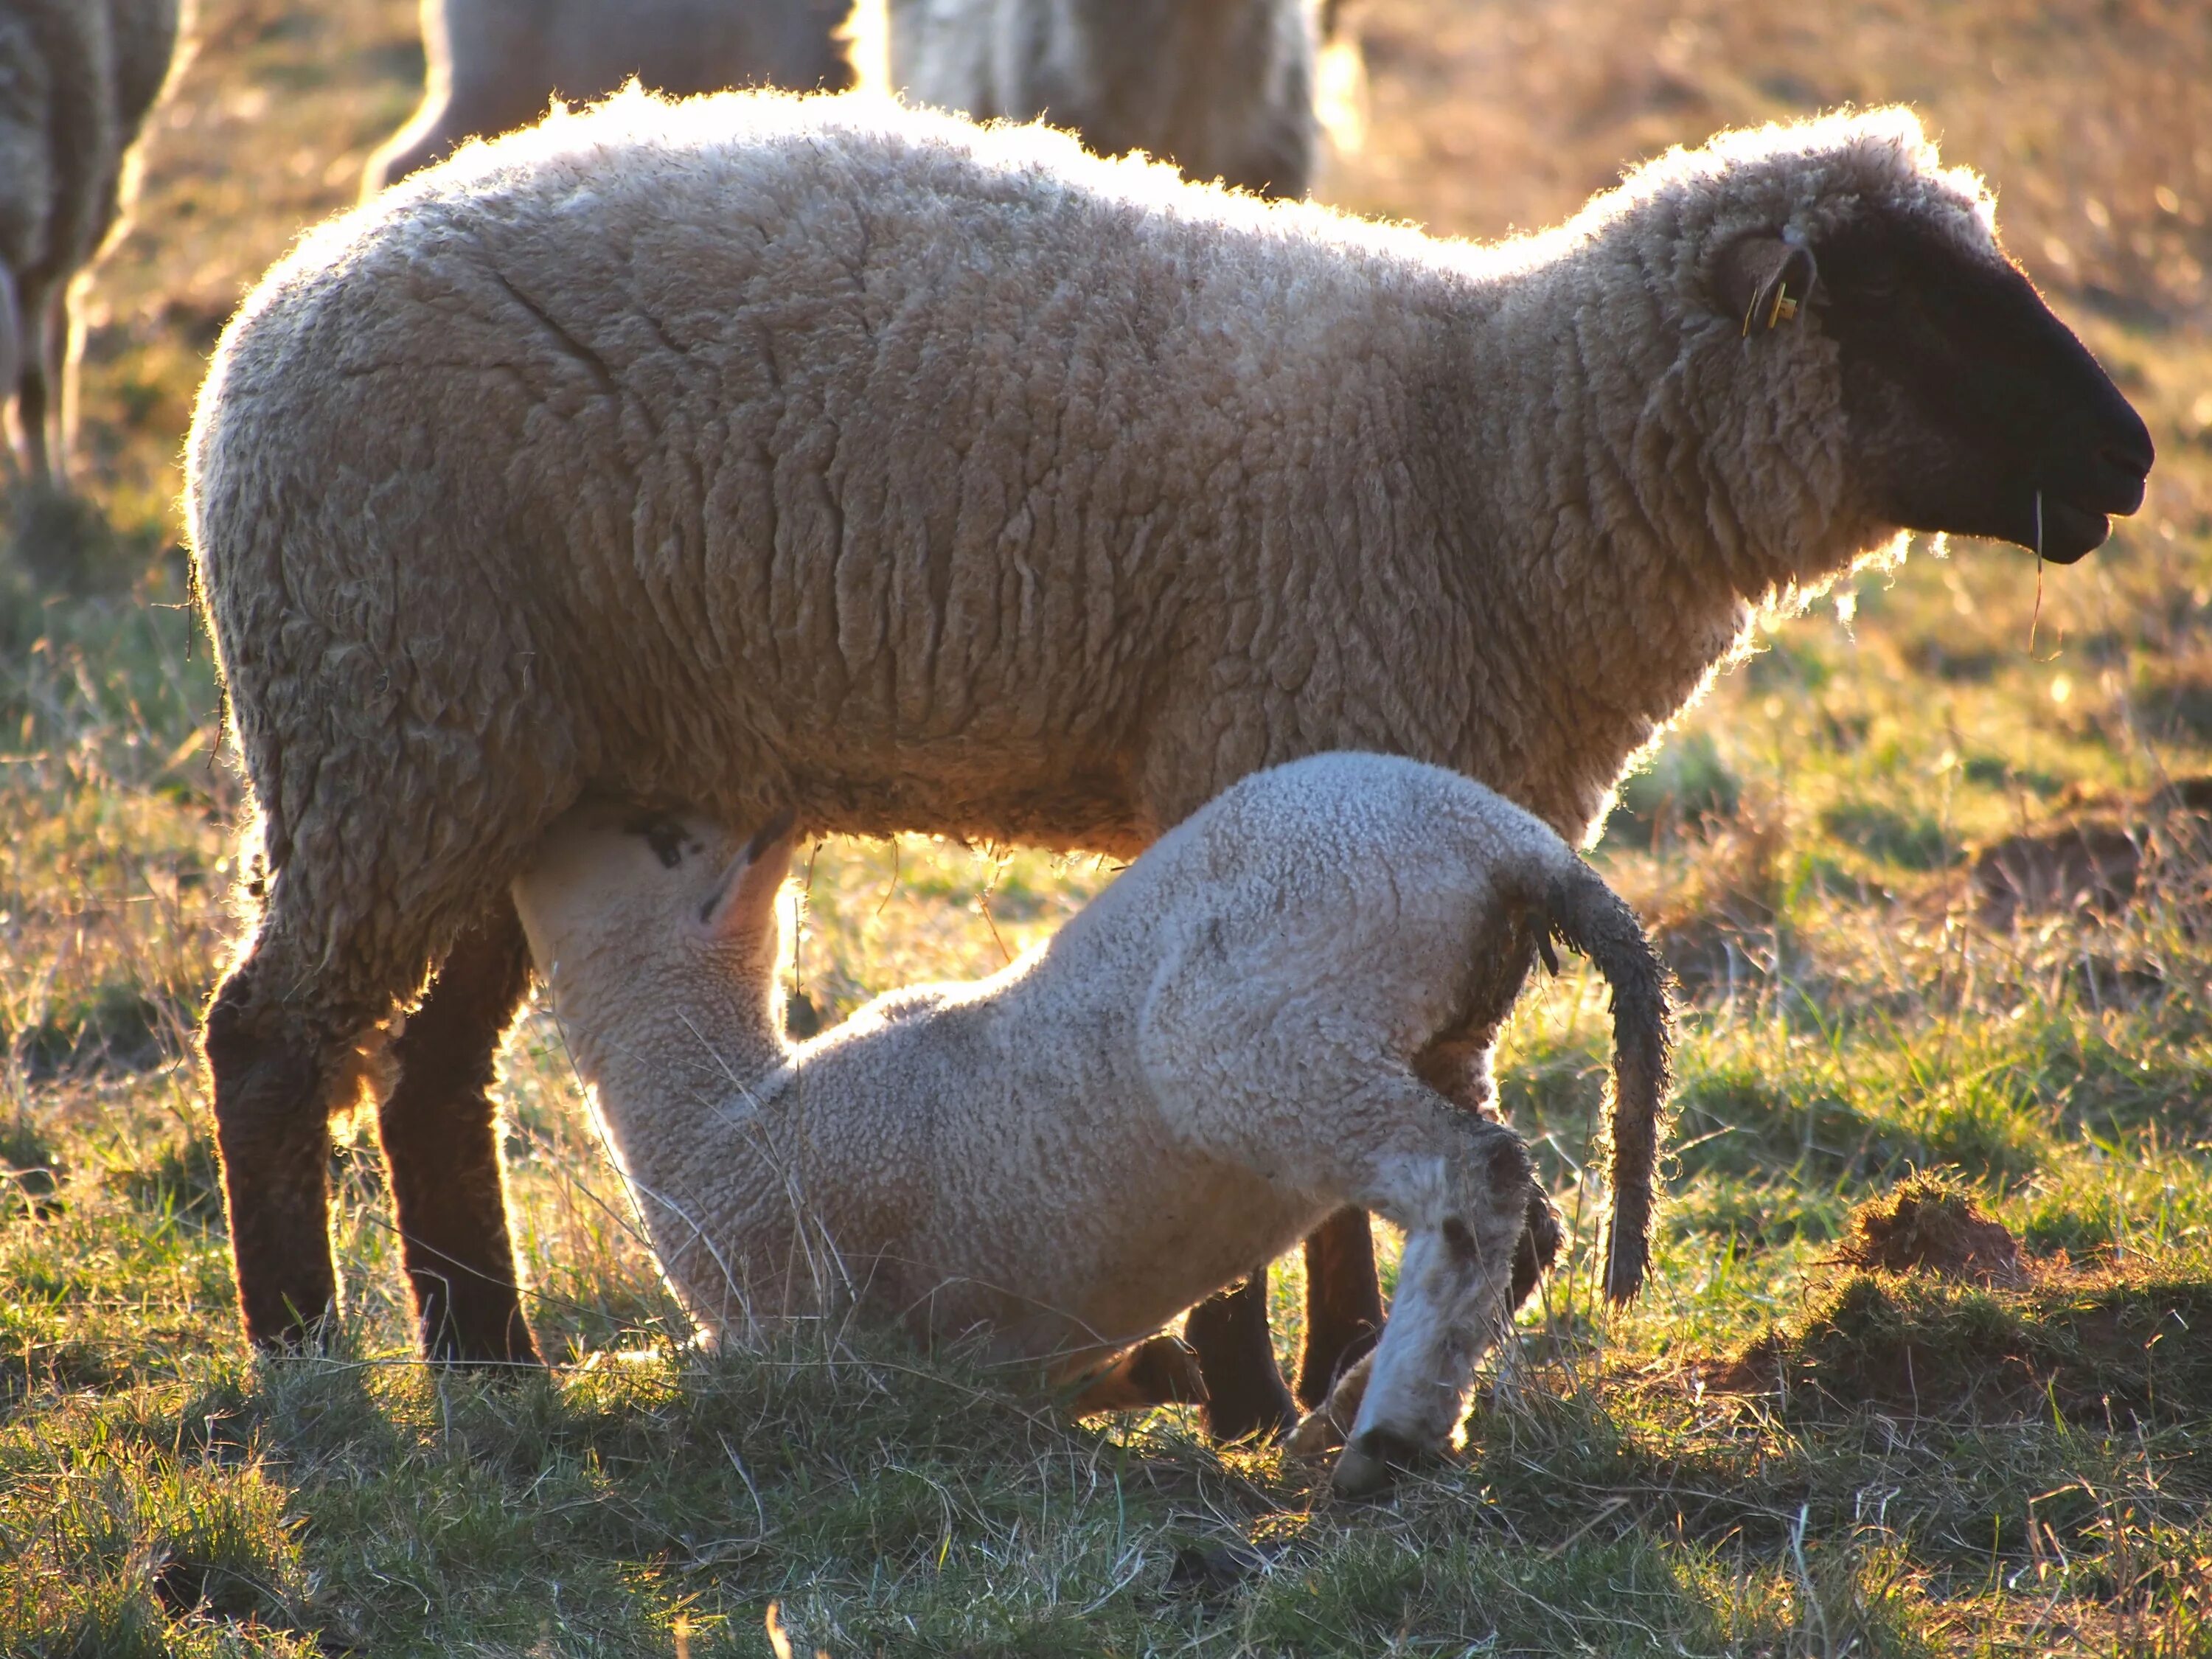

{"left": 1183, "top": 1273, "right": 1298, "bottom": 1442}
{"left": 376, "top": 898, "right": 542, "bottom": 1367}
{"left": 0, "top": 265, "right": 21, "bottom": 479}
{"left": 1295, "top": 1206, "right": 1385, "bottom": 1411}
{"left": 204, "top": 936, "right": 386, "bottom": 1353}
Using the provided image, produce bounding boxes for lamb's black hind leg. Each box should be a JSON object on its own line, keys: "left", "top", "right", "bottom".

{"left": 377, "top": 899, "right": 542, "bottom": 1367}
{"left": 1184, "top": 1273, "right": 1298, "bottom": 1442}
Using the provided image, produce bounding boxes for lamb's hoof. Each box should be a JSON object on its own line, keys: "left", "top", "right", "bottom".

{"left": 1329, "top": 1427, "right": 1422, "bottom": 1500}
{"left": 1284, "top": 1351, "right": 1371, "bottom": 1458}
{"left": 1284, "top": 1405, "right": 1346, "bottom": 1460}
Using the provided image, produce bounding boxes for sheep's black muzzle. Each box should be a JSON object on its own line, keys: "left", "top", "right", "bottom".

{"left": 2023, "top": 394, "right": 2154, "bottom": 565}
{"left": 1823, "top": 210, "right": 2157, "bottom": 566}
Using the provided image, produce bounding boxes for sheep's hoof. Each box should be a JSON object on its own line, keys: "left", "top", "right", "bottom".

{"left": 1329, "top": 1427, "right": 1422, "bottom": 1500}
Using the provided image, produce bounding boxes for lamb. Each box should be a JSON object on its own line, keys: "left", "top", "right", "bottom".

{"left": 0, "top": 0, "right": 184, "bottom": 487}
{"left": 852, "top": 0, "right": 1322, "bottom": 197}
{"left": 189, "top": 93, "right": 2152, "bottom": 1439}
{"left": 511, "top": 754, "right": 1669, "bottom": 1492}
{"left": 362, "top": 0, "right": 855, "bottom": 193}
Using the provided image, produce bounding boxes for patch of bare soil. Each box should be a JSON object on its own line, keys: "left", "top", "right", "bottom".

{"left": 1969, "top": 777, "right": 2212, "bottom": 927}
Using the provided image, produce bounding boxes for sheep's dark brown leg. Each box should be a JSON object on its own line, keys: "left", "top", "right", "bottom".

{"left": 1184, "top": 1272, "right": 1298, "bottom": 1441}
{"left": 1295, "top": 1206, "right": 1386, "bottom": 1411}
{"left": 204, "top": 964, "right": 344, "bottom": 1352}
{"left": 15, "top": 285, "right": 52, "bottom": 487}
{"left": 378, "top": 899, "right": 541, "bottom": 1367}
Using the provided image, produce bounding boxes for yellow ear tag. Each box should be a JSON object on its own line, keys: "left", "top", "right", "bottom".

{"left": 1767, "top": 284, "right": 1798, "bottom": 328}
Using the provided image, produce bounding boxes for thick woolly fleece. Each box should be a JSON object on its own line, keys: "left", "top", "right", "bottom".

{"left": 192, "top": 94, "right": 1977, "bottom": 1048}
{"left": 858, "top": 0, "right": 1320, "bottom": 198}
{"left": 511, "top": 754, "right": 1655, "bottom": 1464}
{"left": 362, "top": 0, "right": 854, "bottom": 193}
{"left": 0, "top": 0, "right": 181, "bottom": 481}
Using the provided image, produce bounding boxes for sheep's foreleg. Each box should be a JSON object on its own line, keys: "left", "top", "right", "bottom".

{"left": 377, "top": 898, "right": 541, "bottom": 1367}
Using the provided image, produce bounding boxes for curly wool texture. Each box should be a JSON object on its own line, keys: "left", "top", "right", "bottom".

{"left": 190, "top": 93, "right": 1983, "bottom": 1029}
{"left": 858, "top": 0, "right": 1321, "bottom": 198}
{"left": 512, "top": 754, "right": 1596, "bottom": 1410}
{"left": 362, "top": 0, "right": 855, "bottom": 193}
{"left": 0, "top": 0, "right": 182, "bottom": 476}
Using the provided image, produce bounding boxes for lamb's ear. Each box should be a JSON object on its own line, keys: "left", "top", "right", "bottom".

{"left": 1718, "top": 231, "right": 1819, "bottom": 337}
{"left": 700, "top": 810, "right": 799, "bottom": 935}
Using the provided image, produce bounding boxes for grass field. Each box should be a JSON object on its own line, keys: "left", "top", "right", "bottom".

{"left": 7, "top": 0, "right": 2212, "bottom": 1652}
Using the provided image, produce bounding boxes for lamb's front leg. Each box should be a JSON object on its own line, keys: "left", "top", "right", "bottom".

{"left": 1282, "top": 1112, "right": 1541, "bottom": 1497}
{"left": 1330, "top": 1206, "right": 1521, "bottom": 1497}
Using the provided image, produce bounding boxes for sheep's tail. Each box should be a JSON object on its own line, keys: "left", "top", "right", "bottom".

{"left": 1543, "top": 860, "right": 1674, "bottom": 1304}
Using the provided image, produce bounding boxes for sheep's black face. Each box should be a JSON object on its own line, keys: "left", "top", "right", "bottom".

{"left": 1817, "top": 212, "right": 2153, "bottom": 563}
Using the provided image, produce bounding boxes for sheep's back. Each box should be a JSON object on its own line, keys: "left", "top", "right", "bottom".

{"left": 194, "top": 94, "right": 1421, "bottom": 855}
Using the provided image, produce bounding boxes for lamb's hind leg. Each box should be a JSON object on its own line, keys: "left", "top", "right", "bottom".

{"left": 376, "top": 897, "right": 540, "bottom": 1366}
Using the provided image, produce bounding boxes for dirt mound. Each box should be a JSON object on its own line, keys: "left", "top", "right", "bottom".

{"left": 1709, "top": 1267, "right": 2212, "bottom": 1427}
{"left": 1970, "top": 777, "right": 2212, "bottom": 927}
{"left": 1833, "top": 1174, "right": 2026, "bottom": 1288}
{"left": 1708, "top": 1182, "right": 2212, "bottom": 1423}
{"left": 1702, "top": 1177, "right": 2212, "bottom": 1423}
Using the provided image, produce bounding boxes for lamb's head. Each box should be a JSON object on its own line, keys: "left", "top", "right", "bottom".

{"left": 1583, "top": 107, "right": 2151, "bottom": 587}
{"left": 512, "top": 802, "right": 802, "bottom": 1062}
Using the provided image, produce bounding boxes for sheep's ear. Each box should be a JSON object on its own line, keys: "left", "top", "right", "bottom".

{"left": 1718, "top": 232, "right": 1820, "bottom": 337}
{"left": 700, "top": 810, "right": 799, "bottom": 936}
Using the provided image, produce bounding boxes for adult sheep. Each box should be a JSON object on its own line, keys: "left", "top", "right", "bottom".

{"left": 0, "top": 0, "right": 184, "bottom": 487}
{"left": 361, "top": 0, "right": 853, "bottom": 193}
{"left": 190, "top": 94, "right": 2150, "bottom": 1439}
{"left": 854, "top": 0, "right": 1321, "bottom": 198}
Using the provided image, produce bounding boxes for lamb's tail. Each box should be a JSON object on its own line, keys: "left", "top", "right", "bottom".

{"left": 1543, "top": 860, "right": 1674, "bottom": 1303}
